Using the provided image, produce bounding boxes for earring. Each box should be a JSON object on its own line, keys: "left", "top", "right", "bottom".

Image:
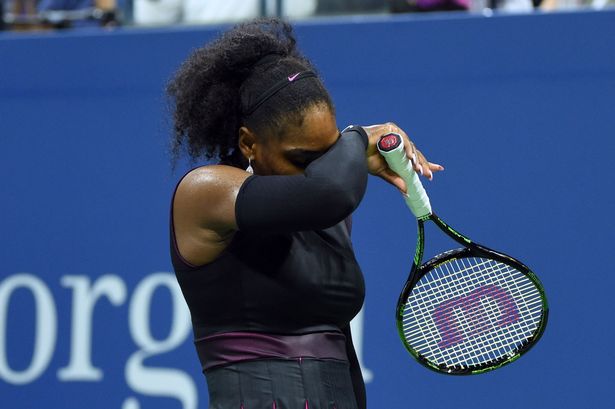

{"left": 246, "top": 157, "right": 254, "bottom": 174}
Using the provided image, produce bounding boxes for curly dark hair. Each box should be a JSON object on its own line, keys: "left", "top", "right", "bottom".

{"left": 167, "top": 18, "right": 334, "bottom": 168}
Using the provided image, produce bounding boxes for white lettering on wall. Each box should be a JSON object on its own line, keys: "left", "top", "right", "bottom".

{"left": 0, "top": 270, "right": 373, "bottom": 407}
{"left": 0, "top": 274, "right": 58, "bottom": 385}
{"left": 123, "top": 272, "right": 196, "bottom": 409}
{"left": 57, "top": 275, "right": 128, "bottom": 381}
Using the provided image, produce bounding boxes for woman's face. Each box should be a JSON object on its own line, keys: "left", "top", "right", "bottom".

{"left": 252, "top": 104, "right": 339, "bottom": 176}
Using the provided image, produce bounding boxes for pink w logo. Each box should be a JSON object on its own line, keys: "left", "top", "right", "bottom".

{"left": 432, "top": 285, "right": 519, "bottom": 349}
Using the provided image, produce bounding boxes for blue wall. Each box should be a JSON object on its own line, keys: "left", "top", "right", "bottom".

{"left": 1, "top": 10, "right": 615, "bottom": 409}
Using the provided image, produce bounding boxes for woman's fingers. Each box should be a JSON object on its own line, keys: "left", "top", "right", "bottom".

{"left": 393, "top": 126, "right": 444, "bottom": 181}
{"left": 376, "top": 167, "right": 408, "bottom": 194}
{"left": 392, "top": 127, "right": 423, "bottom": 174}
{"left": 415, "top": 150, "right": 444, "bottom": 181}
{"left": 366, "top": 122, "right": 444, "bottom": 185}
{"left": 428, "top": 162, "right": 445, "bottom": 172}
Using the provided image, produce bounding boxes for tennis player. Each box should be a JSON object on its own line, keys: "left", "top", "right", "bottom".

{"left": 168, "top": 18, "right": 443, "bottom": 409}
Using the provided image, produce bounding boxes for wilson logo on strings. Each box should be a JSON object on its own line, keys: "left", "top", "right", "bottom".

{"left": 432, "top": 285, "right": 519, "bottom": 349}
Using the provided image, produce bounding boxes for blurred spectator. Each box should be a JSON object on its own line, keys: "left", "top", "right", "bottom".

{"left": 316, "top": 0, "right": 387, "bottom": 14}
{"left": 539, "top": 0, "right": 610, "bottom": 9}
{"left": 388, "top": 0, "right": 469, "bottom": 12}
{"left": 469, "top": 0, "right": 615, "bottom": 12}
{"left": 3, "top": 0, "right": 119, "bottom": 30}
{"left": 467, "top": 0, "right": 534, "bottom": 12}
{"left": 4, "top": 0, "right": 47, "bottom": 30}
{"left": 133, "top": 0, "right": 316, "bottom": 26}
{"left": 38, "top": 0, "right": 120, "bottom": 27}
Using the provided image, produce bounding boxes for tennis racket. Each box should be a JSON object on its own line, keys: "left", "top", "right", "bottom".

{"left": 377, "top": 132, "right": 548, "bottom": 375}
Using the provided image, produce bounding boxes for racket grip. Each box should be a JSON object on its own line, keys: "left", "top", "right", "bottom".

{"left": 377, "top": 133, "right": 432, "bottom": 218}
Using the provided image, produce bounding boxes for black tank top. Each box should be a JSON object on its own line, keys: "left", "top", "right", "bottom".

{"left": 170, "top": 215, "right": 365, "bottom": 340}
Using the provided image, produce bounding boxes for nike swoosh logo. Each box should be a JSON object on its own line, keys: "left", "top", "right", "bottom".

{"left": 288, "top": 73, "right": 300, "bottom": 81}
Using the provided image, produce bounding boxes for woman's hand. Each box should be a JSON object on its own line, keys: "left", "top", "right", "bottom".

{"left": 362, "top": 123, "right": 444, "bottom": 193}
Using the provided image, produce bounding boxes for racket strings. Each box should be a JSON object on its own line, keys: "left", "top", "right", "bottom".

{"left": 402, "top": 257, "right": 543, "bottom": 371}
{"left": 412, "top": 260, "right": 541, "bottom": 367}
{"left": 408, "top": 260, "right": 541, "bottom": 368}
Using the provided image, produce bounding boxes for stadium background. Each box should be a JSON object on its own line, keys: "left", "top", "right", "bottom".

{"left": 1, "top": 9, "right": 614, "bottom": 409}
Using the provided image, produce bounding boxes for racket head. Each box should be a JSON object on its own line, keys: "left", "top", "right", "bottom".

{"left": 397, "top": 234, "right": 548, "bottom": 375}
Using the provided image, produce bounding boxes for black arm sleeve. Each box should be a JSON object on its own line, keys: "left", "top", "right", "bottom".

{"left": 235, "top": 127, "right": 369, "bottom": 232}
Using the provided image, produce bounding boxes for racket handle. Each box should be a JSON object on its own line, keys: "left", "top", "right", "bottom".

{"left": 377, "top": 133, "right": 432, "bottom": 218}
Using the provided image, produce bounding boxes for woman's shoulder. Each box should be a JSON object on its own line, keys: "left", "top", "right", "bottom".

{"left": 173, "top": 163, "right": 251, "bottom": 230}
{"left": 172, "top": 164, "right": 250, "bottom": 266}
{"left": 176, "top": 164, "right": 249, "bottom": 195}
{"left": 180, "top": 163, "right": 241, "bottom": 182}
